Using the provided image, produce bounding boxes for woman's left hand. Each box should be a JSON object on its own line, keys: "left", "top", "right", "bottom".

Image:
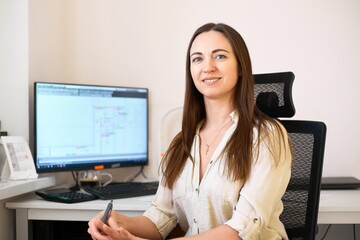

{"left": 101, "top": 221, "right": 146, "bottom": 240}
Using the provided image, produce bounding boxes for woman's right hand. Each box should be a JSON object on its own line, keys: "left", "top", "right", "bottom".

{"left": 88, "top": 210, "right": 161, "bottom": 240}
{"left": 88, "top": 210, "right": 129, "bottom": 240}
{"left": 88, "top": 210, "right": 107, "bottom": 239}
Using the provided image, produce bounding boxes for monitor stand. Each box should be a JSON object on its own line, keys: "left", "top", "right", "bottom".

{"left": 68, "top": 171, "right": 82, "bottom": 191}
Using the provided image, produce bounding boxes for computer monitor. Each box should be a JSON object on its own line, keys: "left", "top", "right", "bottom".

{"left": 34, "top": 82, "right": 148, "bottom": 173}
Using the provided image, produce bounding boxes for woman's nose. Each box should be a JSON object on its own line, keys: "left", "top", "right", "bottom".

{"left": 203, "top": 58, "right": 216, "bottom": 73}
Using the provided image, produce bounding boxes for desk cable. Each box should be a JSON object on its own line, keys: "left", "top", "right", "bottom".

{"left": 319, "top": 224, "right": 332, "bottom": 240}
{"left": 126, "top": 166, "right": 148, "bottom": 182}
{"left": 319, "top": 224, "right": 357, "bottom": 240}
{"left": 354, "top": 224, "right": 357, "bottom": 240}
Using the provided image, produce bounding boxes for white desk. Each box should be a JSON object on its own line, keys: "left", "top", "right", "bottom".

{"left": 6, "top": 189, "right": 360, "bottom": 240}
{"left": 318, "top": 189, "right": 360, "bottom": 224}
{"left": 6, "top": 193, "right": 153, "bottom": 240}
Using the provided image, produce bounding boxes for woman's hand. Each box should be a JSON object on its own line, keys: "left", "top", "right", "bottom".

{"left": 101, "top": 225, "right": 145, "bottom": 240}
{"left": 88, "top": 211, "right": 147, "bottom": 240}
{"left": 88, "top": 210, "right": 108, "bottom": 239}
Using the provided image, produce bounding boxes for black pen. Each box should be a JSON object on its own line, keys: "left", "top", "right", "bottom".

{"left": 101, "top": 200, "right": 113, "bottom": 223}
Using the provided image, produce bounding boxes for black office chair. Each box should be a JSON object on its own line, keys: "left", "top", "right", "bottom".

{"left": 254, "top": 72, "right": 327, "bottom": 240}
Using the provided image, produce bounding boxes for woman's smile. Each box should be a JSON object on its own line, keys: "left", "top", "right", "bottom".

{"left": 202, "top": 77, "right": 222, "bottom": 84}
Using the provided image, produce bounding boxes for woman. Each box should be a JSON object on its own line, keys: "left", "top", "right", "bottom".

{"left": 88, "top": 22, "right": 292, "bottom": 240}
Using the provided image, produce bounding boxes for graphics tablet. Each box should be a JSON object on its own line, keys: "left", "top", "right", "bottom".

{"left": 321, "top": 176, "right": 360, "bottom": 190}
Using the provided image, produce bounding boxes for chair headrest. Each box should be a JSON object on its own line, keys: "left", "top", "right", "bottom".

{"left": 254, "top": 71, "right": 296, "bottom": 118}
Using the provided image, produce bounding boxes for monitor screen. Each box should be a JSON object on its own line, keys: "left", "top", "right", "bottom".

{"left": 34, "top": 82, "right": 148, "bottom": 173}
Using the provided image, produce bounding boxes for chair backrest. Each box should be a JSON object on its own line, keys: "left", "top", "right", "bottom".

{"left": 254, "top": 72, "right": 327, "bottom": 240}
{"left": 279, "top": 120, "right": 326, "bottom": 239}
{"left": 254, "top": 71, "right": 295, "bottom": 118}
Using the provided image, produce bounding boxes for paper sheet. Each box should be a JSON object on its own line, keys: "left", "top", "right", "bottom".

{"left": 1, "top": 136, "right": 38, "bottom": 180}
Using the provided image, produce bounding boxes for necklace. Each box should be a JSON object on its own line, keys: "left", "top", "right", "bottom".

{"left": 201, "top": 117, "right": 232, "bottom": 155}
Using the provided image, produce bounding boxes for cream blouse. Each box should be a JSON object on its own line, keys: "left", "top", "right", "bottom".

{"left": 144, "top": 111, "right": 292, "bottom": 240}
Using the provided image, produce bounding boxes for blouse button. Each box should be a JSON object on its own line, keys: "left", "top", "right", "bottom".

{"left": 209, "top": 160, "right": 213, "bottom": 164}
{"left": 253, "top": 218, "right": 258, "bottom": 223}
{"left": 193, "top": 219, "right": 197, "bottom": 223}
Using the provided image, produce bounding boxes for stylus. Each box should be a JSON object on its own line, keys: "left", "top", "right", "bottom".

{"left": 101, "top": 200, "right": 113, "bottom": 223}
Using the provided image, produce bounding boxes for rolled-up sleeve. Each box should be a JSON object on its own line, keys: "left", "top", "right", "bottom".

{"left": 225, "top": 124, "right": 292, "bottom": 239}
{"left": 143, "top": 184, "right": 178, "bottom": 240}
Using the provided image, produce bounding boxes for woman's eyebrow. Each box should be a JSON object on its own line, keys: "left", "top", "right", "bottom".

{"left": 212, "top": 48, "right": 230, "bottom": 54}
{"left": 190, "top": 48, "right": 230, "bottom": 57}
{"left": 190, "top": 52, "right": 202, "bottom": 57}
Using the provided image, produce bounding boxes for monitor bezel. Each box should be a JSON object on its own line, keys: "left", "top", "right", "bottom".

{"left": 33, "top": 81, "right": 149, "bottom": 173}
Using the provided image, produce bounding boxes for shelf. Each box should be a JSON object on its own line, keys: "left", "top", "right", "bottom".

{"left": 0, "top": 176, "right": 56, "bottom": 200}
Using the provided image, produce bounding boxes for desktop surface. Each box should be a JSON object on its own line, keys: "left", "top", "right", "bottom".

{"left": 7, "top": 192, "right": 153, "bottom": 220}
{"left": 6, "top": 189, "right": 360, "bottom": 223}
{"left": 6, "top": 189, "right": 360, "bottom": 240}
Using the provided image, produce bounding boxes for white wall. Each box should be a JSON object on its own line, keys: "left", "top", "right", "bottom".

{"left": 0, "top": 0, "right": 29, "bottom": 138}
{"left": 0, "top": 1, "right": 28, "bottom": 239}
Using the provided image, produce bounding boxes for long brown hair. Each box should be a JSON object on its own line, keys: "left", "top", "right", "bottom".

{"left": 161, "top": 23, "right": 286, "bottom": 189}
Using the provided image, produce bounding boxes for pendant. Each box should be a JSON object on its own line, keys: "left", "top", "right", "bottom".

{"left": 205, "top": 144, "right": 210, "bottom": 155}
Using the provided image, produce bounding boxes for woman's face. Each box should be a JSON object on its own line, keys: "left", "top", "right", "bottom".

{"left": 190, "top": 30, "right": 238, "bottom": 102}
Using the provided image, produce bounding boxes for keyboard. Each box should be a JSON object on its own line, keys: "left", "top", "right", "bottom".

{"left": 36, "top": 188, "right": 98, "bottom": 203}
{"left": 83, "top": 181, "right": 159, "bottom": 200}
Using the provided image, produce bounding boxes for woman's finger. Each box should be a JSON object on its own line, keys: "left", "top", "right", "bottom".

{"left": 88, "top": 217, "right": 111, "bottom": 240}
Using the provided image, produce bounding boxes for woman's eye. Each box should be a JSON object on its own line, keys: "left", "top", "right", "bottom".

{"left": 192, "top": 57, "right": 202, "bottom": 63}
{"left": 215, "top": 54, "right": 226, "bottom": 60}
